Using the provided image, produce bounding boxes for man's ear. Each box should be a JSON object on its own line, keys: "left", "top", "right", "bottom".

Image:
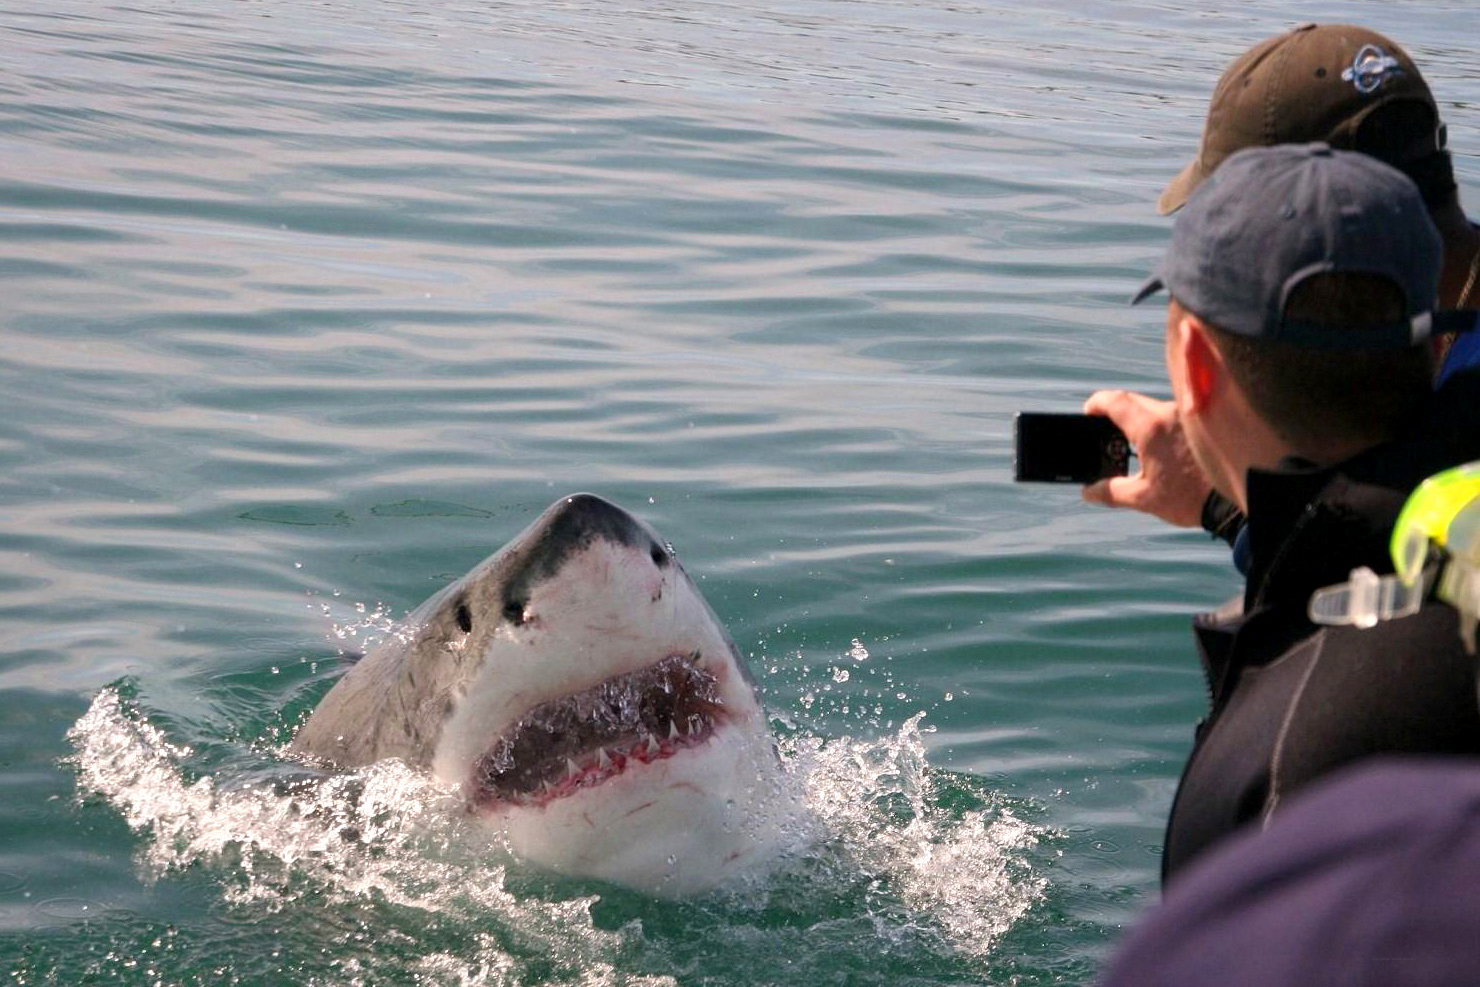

{"left": 1177, "top": 315, "right": 1222, "bottom": 413}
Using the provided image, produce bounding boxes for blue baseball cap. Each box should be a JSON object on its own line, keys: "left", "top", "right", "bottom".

{"left": 1134, "top": 142, "right": 1476, "bottom": 348}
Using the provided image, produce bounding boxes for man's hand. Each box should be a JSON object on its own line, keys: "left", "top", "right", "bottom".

{"left": 1080, "top": 390, "right": 1211, "bottom": 528}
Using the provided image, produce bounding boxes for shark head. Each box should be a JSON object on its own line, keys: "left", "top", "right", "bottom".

{"left": 292, "top": 493, "right": 782, "bottom": 896}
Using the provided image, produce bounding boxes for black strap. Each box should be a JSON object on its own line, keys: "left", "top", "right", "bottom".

{"left": 1201, "top": 490, "right": 1246, "bottom": 548}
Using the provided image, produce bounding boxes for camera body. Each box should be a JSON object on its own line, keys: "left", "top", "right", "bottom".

{"left": 1013, "top": 412, "right": 1131, "bottom": 484}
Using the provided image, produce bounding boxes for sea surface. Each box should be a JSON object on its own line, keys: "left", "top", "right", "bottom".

{"left": 2, "top": 1, "right": 1477, "bottom": 984}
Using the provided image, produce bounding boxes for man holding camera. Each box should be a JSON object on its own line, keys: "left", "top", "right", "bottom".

{"left": 1127, "top": 141, "right": 1480, "bottom": 883}
{"left": 1085, "top": 24, "right": 1480, "bottom": 551}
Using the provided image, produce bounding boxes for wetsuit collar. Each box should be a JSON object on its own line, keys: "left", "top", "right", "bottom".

{"left": 1237, "top": 372, "right": 1480, "bottom": 614}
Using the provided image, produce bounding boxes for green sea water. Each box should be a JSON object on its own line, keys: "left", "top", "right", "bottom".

{"left": 2, "top": 1, "right": 1478, "bottom": 983}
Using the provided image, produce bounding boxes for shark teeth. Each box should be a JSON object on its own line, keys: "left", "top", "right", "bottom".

{"left": 470, "top": 652, "right": 727, "bottom": 808}
{"left": 478, "top": 722, "right": 726, "bottom": 810}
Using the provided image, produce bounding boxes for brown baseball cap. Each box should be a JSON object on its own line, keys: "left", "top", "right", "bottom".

{"left": 1159, "top": 23, "right": 1444, "bottom": 214}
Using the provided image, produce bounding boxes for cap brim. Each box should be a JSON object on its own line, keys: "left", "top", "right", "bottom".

{"left": 1157, "top": 158, "right": 1206, "bottom": 216}
{"left": 1130, "top": 274, "right": 1166, "bottom": 306}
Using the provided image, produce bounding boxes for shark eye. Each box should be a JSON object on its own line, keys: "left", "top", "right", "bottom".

{"left": 650, "top": 542, "right": 668, "bottom": 567}
{"left": 455, "top": 602, "right": 473, "bottom": 634}
{"left": 502, "top": 599, "right": 527, "bottom": 626}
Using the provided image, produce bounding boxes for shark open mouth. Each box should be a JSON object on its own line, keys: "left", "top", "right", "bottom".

{"left": 471, "top": 653, "right": 726, "bottom": 809}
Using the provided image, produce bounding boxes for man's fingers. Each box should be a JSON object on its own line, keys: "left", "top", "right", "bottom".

{"left": 1082, "top": 478, "right": 1112, "bottom": 505}
{"left": 1083, "top": 474, "right": 1145, "bottom": 509}
{"left": 1082, "top": 389, "right": 1123, "bottom": 417}
{"left": 1083, "top": 389, "right": 1162, "bottom": 440}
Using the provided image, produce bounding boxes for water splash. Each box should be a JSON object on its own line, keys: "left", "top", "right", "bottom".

{"left": 66, "top": 688, "right": 657, "bottom": 987}
{"left": 778, "top": 713, "right": 1044, "bottom": 959}
{"left": 66, "top": 686, "right": 1044, "bottom": 982}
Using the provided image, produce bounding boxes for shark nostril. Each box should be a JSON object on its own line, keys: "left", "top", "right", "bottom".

{"left": 503, "top": 599, "right": 527, "bottom": 626}
{"left": 455, "top": 602, "right": 473, "bottom": 634}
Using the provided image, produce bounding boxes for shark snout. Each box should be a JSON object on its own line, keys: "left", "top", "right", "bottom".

{"left": 497, "top": 494, "right": 671, "bottom": 625}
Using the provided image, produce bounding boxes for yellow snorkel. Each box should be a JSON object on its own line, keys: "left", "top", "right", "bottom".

{"left": 1310, "top": 461, "right": 1480, "bottom": 653}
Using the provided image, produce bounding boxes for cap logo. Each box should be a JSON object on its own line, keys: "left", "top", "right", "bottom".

{"left": 1341, "top": 44, "right": 1403, "bottom": 95}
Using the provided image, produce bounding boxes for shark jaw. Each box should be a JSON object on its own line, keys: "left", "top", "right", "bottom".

{"left": 455, "top": 643, "right": 780, "bottom": 898}
{"left": 468, "top": 713, "right": 781, "bottom": 898}
{"left": 441, "top": 583, "right": 781, "bottom": 898}
{"left": 469, "top": 652, "right": 729, "bottom": 811}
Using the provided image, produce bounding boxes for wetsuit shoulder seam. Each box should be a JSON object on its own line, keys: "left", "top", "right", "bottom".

{"left": 1262, "top": 629, "right": 1327, "bottom": 827}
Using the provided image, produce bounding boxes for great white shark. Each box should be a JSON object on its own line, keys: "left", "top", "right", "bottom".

{"left": 291, "top": 493, "right": 784, "bottom": 897}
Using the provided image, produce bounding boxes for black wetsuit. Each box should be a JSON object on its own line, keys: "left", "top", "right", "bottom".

{"left": 1162, "top": 368, "right": 1480, "bottom": 885}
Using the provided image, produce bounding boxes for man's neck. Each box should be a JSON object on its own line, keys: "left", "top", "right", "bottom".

{"left": 1204, "top": 408, "right": 1297, "bottom": 516}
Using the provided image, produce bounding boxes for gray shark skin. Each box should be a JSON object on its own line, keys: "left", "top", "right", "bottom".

{"left": 292, "top": 493, "right": 782, "bottom": 897}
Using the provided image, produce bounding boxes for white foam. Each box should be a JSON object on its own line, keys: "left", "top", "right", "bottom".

{"left": 779, "top": 713, "right": 1045, "bottom": 958}
{"left": 68, "top": 688, "right": 649, "bottom": 987}
{"left": 68, "top": 688, "right": 1044, "bottom": 978}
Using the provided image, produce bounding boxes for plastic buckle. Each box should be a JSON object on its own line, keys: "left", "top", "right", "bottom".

{"left": 1309, "top": 566, "right": 1425, "bottom": 629}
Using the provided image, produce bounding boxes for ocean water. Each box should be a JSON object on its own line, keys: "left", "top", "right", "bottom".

{"left": 2, "top": 1, "right": 1477, "bottom": 983}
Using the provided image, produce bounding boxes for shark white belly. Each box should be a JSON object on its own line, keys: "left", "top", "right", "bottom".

{"left": 291, "top": 493, "right": 784, "bottom": 897}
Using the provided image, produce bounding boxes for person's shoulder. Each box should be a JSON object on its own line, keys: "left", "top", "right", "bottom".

{"left": 1101, "top": 757, "right": 1480, "bottom": 987}
{"left": 1236, "top": 606, "right": 1478, "bottom": 756}
{"left": 1310, "top": 602, "right": 1473, "bottom": 672}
